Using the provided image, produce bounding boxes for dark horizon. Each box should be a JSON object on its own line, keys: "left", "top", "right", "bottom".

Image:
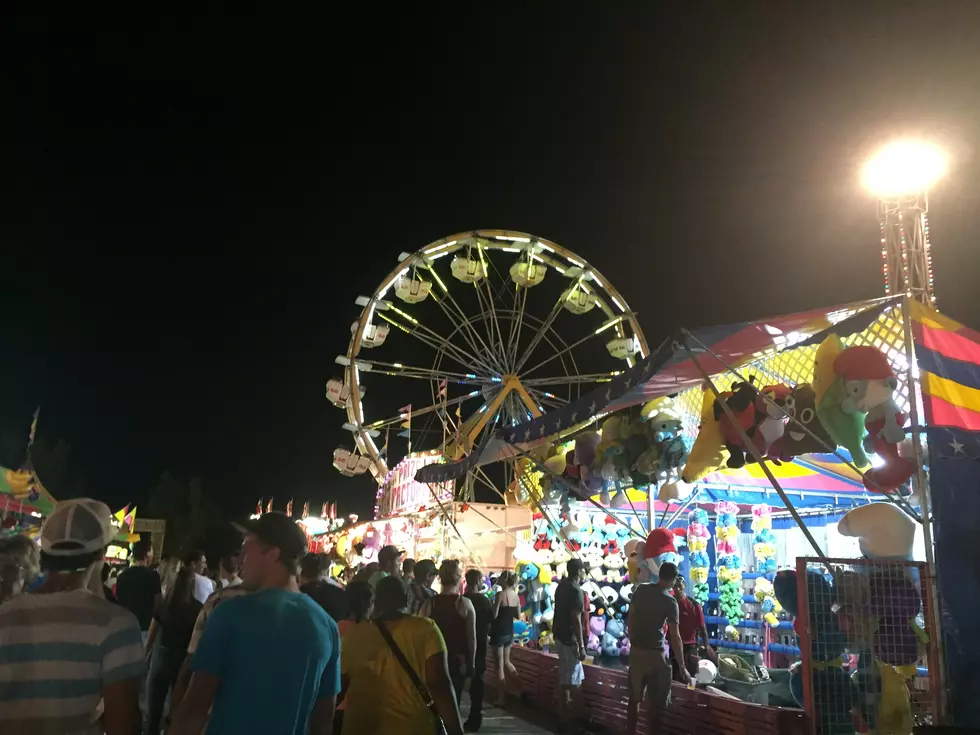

{"left": 4, "top": 7, "right": 980, "bottom": 520}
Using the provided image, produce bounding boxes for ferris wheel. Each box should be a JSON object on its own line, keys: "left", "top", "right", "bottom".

{"left": 330, "top": 229, "right": 648, "bottom": 493}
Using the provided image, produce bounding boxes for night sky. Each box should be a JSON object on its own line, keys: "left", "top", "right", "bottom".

{"left": 3, "top": 7, "right": 980, "bottom": 521}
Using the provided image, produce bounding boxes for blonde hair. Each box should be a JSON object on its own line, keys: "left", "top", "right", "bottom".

{"left": 158, "top": 557, "right": 182, "bottom": 595}
{"left": 438, "top": 559, "right": 462, "bottom": 586}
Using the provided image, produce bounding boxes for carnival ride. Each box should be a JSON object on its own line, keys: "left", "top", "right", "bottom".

{"left": 328, "top": 230, "right": 647, "bottom": 507}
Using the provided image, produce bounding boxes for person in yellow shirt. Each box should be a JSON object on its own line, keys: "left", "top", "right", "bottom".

{"left": 341, "top": 575, "right": 464, "bottom": 735}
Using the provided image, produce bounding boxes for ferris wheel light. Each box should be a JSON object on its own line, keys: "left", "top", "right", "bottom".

{"left": 862, "top": 139, "right": 948, "bottom": 196}
{"left": 610, "top": 295, "right": 625, "bottom": 312}
{"left": 501, "top": 247, "right": 522, "bottom": 253}
{"left": 566, "top": 256, "right": 585, "bottom": 268}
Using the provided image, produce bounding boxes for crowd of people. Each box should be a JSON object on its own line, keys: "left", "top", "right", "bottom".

{"left": 0, "top": 501, "right": 528, "bottom": 734}
{"left": 0, "top": 499, "right": 711, "bottom": 735}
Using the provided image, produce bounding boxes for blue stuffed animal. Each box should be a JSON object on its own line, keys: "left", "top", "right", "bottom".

{"left": 602, "top": 617, "right": 627, "bottom": 657}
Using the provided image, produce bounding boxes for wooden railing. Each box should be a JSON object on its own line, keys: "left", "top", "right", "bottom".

{"left": 488, "top": 646, "right": 807, "bottom": 735}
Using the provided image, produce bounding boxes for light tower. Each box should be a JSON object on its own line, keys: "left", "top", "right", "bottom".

{"left": 862, "top": 139, "right": 948, "bottom": 306}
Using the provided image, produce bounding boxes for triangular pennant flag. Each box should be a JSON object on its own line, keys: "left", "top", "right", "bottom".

{"left": 398, "top": 429, "right": 411, "bottom": 438}
{"left": 113, "top": 505, "right": 130, "bottom": 526}
{"left": 286, "top": 498, "right": 293, "bottom": 517}
{"left": 438, "top": 379, "right": 447, "bottom": 399}
{"left": 256, "top": 498, "right": 264, "bottom": 516}
{"left": 399, "top": 404, "right": 412, "bottom": 429}
{"left": 123, "top": 506, "right": 137, "bottom": 531}
{"left": 266, "top": 498, "right": 274, "bottom": 514}
{"left": 302, "top": 501, "right": 309, "bottom": 519}
{"left": 330, "top": 502, "right": 337, "bottom": 520}
{"left": 321, "top": 501, "right": 327, "bottom": 519}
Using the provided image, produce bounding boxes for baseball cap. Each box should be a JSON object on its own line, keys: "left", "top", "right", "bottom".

{"left": 233, "top": 512, "right": 308, "bottom": 565}
{"left": 378, "top": 545, "right": 404, "bottom": 564}
{"left": 41, "top": 499, "right": 115, "bottom": 556}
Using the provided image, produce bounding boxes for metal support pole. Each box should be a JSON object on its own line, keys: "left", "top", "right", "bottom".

{"left": 681, "top": 338, "right": 832, "bottom": 565}
{"left": 900, "top": 294, "right": 947, "bottom": 720}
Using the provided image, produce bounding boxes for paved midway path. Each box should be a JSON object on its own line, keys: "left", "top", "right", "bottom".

{"left": 460, "top": 698, "right": 553, "bottom": 734}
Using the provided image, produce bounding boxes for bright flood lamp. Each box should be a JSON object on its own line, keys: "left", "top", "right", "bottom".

{"left": 862, "top": 139, "right": 948, "bottom": 197}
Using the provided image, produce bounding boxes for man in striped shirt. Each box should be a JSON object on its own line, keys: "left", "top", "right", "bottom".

{"left": 0, "top": 499, "right": 144, "bottom": 735}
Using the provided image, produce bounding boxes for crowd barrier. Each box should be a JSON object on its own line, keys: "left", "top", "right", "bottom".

{"left": 487, "top": 646, "right": 807, "bottom": 735}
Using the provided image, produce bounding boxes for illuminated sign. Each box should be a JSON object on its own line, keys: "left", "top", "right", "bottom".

{"left": 378, "top": 452, "right": 453, "bottom": 518}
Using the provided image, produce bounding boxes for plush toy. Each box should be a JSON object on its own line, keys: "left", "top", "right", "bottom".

{"left": 714, "top": 380, "right": 764, "bottom": 468}
{"left": 602, "top": 617, "right": 627, "bottom": 657}
{"left": 751, "top": 504, "right": 778, "bottom": 574}
{"left": 624, "top": 538, "right": 643, "bottom": 581}
{"left": 619, "top": 636, "right": 631, "bottom": 657}
{"left": 513, "top": 620, "right": 531, "bottom": 646}
{"left": 599, "top": 585, "right": 618, "bottom": 610}
{"left": 768, "top": 383, "right": 836, "bottom": 459}
{"left": 753, "top": 578, "right": 783, "bottom": 627}
{"left": 714, "top": 501, "right": 744, "bottom": 625}
{"left": 582, "top": 581, "right": 602, "bottom": 612}
{"left": 754, "top": 383, "right": 793, "bottom": 453}
{"left": 687, "top": 508, "right": 711, "bottom": 604}
{"left": 638, "top": 527, "right": 683, "bottom": 583}
{"left": 587, "top": 616, "right": 605, "bottom": 655}
{"left": 813, "top": 335, "right": 871, "bottom": 468}
{"left": 604, "top": 551, "right": 626, "bottom": 583}
{"left": 635, "top": 397, "right": 689, "bottom": 480}
{"left": 679, "top": 387, "right": 731, "bottom": 482}
{"left": 834, "top": 346, "right": 916, "bottom": 493}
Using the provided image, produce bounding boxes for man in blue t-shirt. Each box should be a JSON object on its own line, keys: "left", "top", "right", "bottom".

{"left": 169, "top": 512, "right": 340, "bottom": 735}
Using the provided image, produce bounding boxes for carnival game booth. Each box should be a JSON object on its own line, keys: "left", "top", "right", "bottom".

{"left": 417, "top": 295, "right": 956, "bottom": 734}
{"left": 1, "top": 466, "right": 143, "bottom": 563}
{"left": 310, "top": 452, "right": 533, "bottom": 575}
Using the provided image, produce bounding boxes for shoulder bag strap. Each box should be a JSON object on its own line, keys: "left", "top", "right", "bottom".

{"left": 375, "top": 619, "right": 437, "bottom": 709}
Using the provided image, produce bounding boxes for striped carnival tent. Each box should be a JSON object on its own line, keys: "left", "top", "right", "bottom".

{"left": 911, "top": 301, "right": 980, "bottom": 727}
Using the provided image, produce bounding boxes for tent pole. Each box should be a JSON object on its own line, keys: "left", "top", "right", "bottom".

{"left": 901, "top": 294, "right": 947, "bottom": 720}
{"left": 680, "top": 337, "right": 832, "bottom": 565}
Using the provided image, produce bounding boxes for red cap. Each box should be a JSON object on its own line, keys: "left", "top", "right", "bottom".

{"left": 643, "top": 528, "right": 675, "bottom": 558}
{"left": 833, "top": 346, "right": 894, "bottom": 382}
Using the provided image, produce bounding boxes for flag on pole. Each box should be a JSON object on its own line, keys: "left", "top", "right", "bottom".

{"left": 28, "top": 408, "right": 39, "bottom": 449}
{"left": 266, "top": 498, "right": 273, "bottom": 514}
{"left": 321, "top": 501, "right": 328, "bottom": 519}
{"left": 123, "top": 507, "right": 137, "bottom": 531}
{"left": 286, "top": 499, "right": 293, "bottom": 517}
{"left": 256, "top": 498, "right": 263, "bottom": 516}
{"left": 302, "top": 501, "right": 309, "bottom": 519}
{"left": 399, "top": 404, "right": 412, "bottom": 453}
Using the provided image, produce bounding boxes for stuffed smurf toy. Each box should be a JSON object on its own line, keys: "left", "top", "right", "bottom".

{"left": 638, "top": 528, "right": 683, "bottom": 583}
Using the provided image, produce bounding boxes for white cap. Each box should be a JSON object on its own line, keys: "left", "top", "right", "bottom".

{"left": 40, "top": 499, "right": 115, "bottom": 556}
